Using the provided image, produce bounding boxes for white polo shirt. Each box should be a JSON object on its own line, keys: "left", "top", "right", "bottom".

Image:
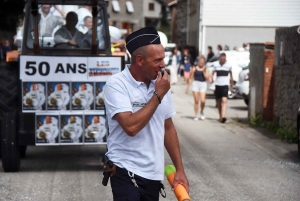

{"left": 104, "top": 65, "right": 176, "bottom": 180}
{"left": 213, "top": 62, "right": 232, "bottom": 86}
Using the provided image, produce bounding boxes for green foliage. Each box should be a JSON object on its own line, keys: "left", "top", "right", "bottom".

{"left": 250, "top": 113, "right": 298, "bottom": 143}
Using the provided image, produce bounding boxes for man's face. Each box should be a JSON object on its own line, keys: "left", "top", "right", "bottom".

{"left": 140, "top": 45, "right": 165, "bottom": 80}
{"left": 46, "top": 116, "right": 51, "bottom": 124}
{"left": 66, "top": 14, "right": 78, "bottom": 28}
{"left": 184, "top": 49, "right": 188, "bottom": 55}
{"left": 70, "top": 116, "right": 76, "bottom": 123}
{"left": 32, "top": 84, "right": 37, "bottom": 91}
{"left": 84, "top": 17, "right": 93, "bottom": 29}
{"left": 41, "top": 5, "right": 51, "bottom": 14}
{"left": 94, "top": 116, "right": 99, "bottom": 123}
{"left": 219, "top": 56, "right": 226, "bottom": 65}
{"left": 57, "top": 84, "right": 62, "bottom": 91}
{"left": 81, "top": 84, "right": 86, "bottom": 91}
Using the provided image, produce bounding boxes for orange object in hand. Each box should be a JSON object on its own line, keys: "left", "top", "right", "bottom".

{"left": 164, "top": 165, "right": 191, "bottom": 201}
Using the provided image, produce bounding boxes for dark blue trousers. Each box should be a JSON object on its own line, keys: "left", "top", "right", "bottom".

{"left": 110, "top": 166, "right": 161, "bottom": 201}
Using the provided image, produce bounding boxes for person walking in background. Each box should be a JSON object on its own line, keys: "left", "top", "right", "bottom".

{"left": 188, "top": 57, "right": 211, "bottom": 120}
{"left": 181, "top": 48, "right": 192, "bottom": 93}
{"left": 177, "top": 47, "right": 182, "bottom": 77}
{"left": 212, "top": 53, "right": 233, "bottom": 123}
{"left": 167, "top": 47, "right": 180, "bottom": 85}
{"left": 207, "top": 46, "right": 214, "bottom": 62}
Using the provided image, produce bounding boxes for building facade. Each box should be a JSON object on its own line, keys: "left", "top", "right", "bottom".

{"left": 108, "top": 0, "right": 163, "bottom": 35}
{"left": 169, "top": 0, "right": 300, "bottom": 55}
{"left": 200, "top": 0, "right": 300, "bottom": 55}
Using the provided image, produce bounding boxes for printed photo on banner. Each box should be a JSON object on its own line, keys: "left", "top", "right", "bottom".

{"left": 23, "top": 82, "right": 46, "bottom": 111}
{"left": 84, "top": 114, "right": 107, "bottom": 144}
{"left": 71, "top": 82, "right": 94, "bottom": 110}
{"left": 60, "top": 114, "right": 84, "bottom": 144}
{"left": 95, "top": 82, "right": 106, "bottom": 110}
{"left": 36, "top": 114, "right": 59, "bottom": 145}
{"left": 47, "top": 82, "right": 70, "bottom": 111}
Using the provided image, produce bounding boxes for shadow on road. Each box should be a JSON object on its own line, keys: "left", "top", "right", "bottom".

{"left": 230, "top": 106, "right": 248, "bottom": 111}
{"left": 0, "top": 146, "right": 107, "bottom": 172}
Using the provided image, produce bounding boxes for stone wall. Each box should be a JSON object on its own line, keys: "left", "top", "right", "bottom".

{"left": 274, "top": 26, "right": 300, "bottom": 128}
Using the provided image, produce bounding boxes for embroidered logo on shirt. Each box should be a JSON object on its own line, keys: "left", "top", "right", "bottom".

{"left": 132, "top": 102, "right": 147, "bottom": 107}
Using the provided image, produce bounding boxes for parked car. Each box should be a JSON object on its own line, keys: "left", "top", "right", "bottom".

{"left": 236, "top": 65, "right": 249, "bottom": 105}
{"left": 206, "top": 50, "right": 249, "bottom": 99}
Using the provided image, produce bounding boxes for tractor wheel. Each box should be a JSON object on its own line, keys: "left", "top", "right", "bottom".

{"left": 0, "top": 61, "right": 20, "bottom": 171}
{"left": 297, "top": 113, "right": 300, "bottom": 155}
{"left": 1, "top": 111, "right": 21, "bottom": 172}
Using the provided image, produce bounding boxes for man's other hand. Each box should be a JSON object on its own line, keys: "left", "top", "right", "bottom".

{"left": 68, "top": 40, "right": 77, "bottom": 46}
{"left": 172, "top": 170, "right": 189, "bottom": 194}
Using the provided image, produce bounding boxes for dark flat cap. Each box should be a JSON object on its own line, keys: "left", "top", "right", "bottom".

{"left": 125, "top": 27, "right": 161, "bottom": 54}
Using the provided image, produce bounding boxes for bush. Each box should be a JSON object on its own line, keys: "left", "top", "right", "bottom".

{"left": 250, "top": 113, "right": 297, "bottom": 143}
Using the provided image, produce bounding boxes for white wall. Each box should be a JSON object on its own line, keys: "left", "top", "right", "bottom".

{"left": 203, "top": 0, "right": 300, "bottom": 27}
{"left": 143, "top": 0, "right": 162, "bottom": 18}
{"left": 203, "top": 27, "right": 276, "bottom": 55}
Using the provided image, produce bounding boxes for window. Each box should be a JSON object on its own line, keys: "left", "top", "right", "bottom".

{"left": 126, "top": 1, "right": 134, "bottom": 13}
{"left": 25, "top": 4, "right": 107, "bottom": 50}
{"left": 112, "top": 0, "right": 120, "bottom": 12}
{"left": 148, "top": 3, "right": 154, "bottom": 11}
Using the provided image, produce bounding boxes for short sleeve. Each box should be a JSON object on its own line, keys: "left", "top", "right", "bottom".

{"left": 164, "top": 90, "right": 176, "bottom": 120}
{"left": 104, "top": 81, "right": 133, "bottom": 119}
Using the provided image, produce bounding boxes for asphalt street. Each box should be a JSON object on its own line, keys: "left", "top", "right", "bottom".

{"left": 0, "top": 78, "right": 299, "bottom": 201}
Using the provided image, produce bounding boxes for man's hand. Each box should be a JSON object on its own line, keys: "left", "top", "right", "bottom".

{"left": 172, "top": 170, "right": 189, "bottom": 194}
{"left": 68, "top": 40, "right": 77, "bottom": 46}
{"left": 155, "top": 70, "right": 170, "bottom": 100}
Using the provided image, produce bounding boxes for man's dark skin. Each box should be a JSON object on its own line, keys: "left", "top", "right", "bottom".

{"left": 65, "top": 12, "right": 78, "bottom": 46}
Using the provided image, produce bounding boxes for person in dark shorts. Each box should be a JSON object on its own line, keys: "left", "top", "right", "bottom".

{"left": 212, "top": 53, "right": 233, "bottom": 123}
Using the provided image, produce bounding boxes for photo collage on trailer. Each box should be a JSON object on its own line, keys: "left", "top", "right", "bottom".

{"left": 22, "top": 81, "right": 108, "bottom": 145}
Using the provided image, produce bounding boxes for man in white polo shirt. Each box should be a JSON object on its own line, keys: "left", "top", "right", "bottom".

{"left": 212, "top": 53, "right": 233, "bottom": 123}
{"left": 103, "top": 27, "right": 189, "bottom": 200}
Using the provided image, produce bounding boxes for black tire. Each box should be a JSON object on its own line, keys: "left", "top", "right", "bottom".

{"left": 20, "top": 145, "right": 27, "bottom": 159}
{"left": 0, "top": 61, "right": 19, "bottom": 159}
{"left": 244, "top": 98, "right": 249, "bottom": 106}
{"left": 1, "top": 111, "right": 21, "bottom": 172}
{"left": 0, "top": 61, "right": 19, "bottom": 171}
{"left": 297, "top": 114, "right": 300, "bottom": 155}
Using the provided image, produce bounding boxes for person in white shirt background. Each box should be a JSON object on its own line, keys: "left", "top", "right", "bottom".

{"left": 78, "top": 16, "right": 92, "bottom": 34}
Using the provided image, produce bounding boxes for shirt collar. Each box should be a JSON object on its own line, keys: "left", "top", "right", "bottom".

{"left": 122, "top": 64, "right": 156, "bottom": 88}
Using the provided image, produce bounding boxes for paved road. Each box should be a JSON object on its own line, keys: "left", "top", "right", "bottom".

{"left": 0, "top": 79, "right": 299, "bottom": 201}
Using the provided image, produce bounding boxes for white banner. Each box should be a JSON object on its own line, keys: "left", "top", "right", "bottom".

{"left": 20, "top": 56, "right": 122, "bottom": 81}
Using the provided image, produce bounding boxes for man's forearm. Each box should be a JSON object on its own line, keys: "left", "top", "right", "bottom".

{"left": 115, "top": 94, "right": 160, "bottom": 136}
{"left": 164, "top": 119, "right": 185, "bottom": 172}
